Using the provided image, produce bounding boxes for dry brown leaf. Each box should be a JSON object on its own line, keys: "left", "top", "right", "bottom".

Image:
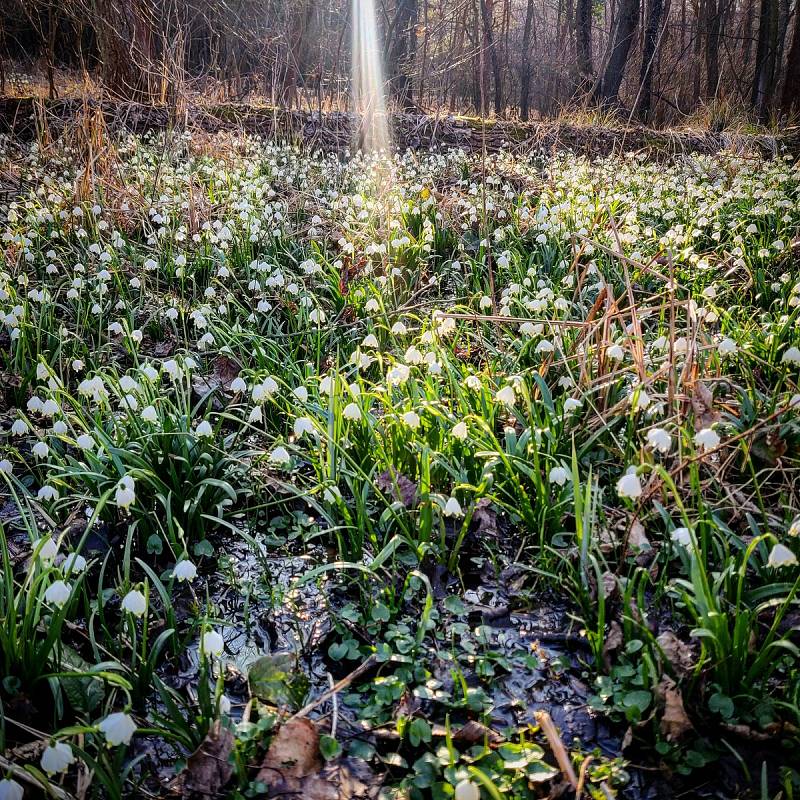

{"left": 602, "top": 620, "right": 623, "bottom": 670}
{"left": 257, "top": 718, "right": 320, "bottom": 783}
{"left": 656, "top": 631, "right": 694, "bottom": 678}
{"left": 658, "top": 678, "right": 693, "bottom": 742}
{"left": 375, "top": 469, "right": 418, "bottom": 508}
{"left": 691, "top": 381, "right": 720, "bottom": 431}
{"left": 256, "top": 718, "right": 381, "bottom": 799}
{"left": 452, "top": 720, "right": 504, "bottom": 746}
{"left": 182, "top": 720, "right": 235, "bottom": 797}
{"left": 601, "top": 571, "right": 618, "bottom": 600}
{"left": 627, "top": 520, "right": 650, "bottom": 553}
{"left": 471, "top": 498, "right": 499, "bottom": 538}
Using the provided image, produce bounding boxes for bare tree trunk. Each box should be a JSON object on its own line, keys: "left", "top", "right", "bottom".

{"left": 576, "top": 0, "right": 594, "bottom": 81}
{"left": 480, "top": 0, "right": 503, "bottom": 115}
{"left": 752, "top": 0, "right": 779, "bottom": 119}
{"left": 705, "top": 0, "right": 721, "bottom": 98}
{"left": 598, "top": 0, "right": 640, "bottom": 103}
{"left": 638, "top": 0, "right": 663, "bottom": 119}
{"left": 389, "top": 0, "right": 418, "bottom": 108}
{"left": 781, "top": 0, "right": 800, "bottom": 112}
{"left": 520, "top": 0, "right": 536, "bottom": 119}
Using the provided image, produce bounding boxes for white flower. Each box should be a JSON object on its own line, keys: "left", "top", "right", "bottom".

{"left": 115, "top": 476, "right": 136, "bottom": 509}
{"left": 617, "top": 472, "right": 642, "bottom": 499}
{"left": 391, "top": 321, "right": 408, "bottom": 335}
{"left": 202, "top": 630, "right": 225, "bottom": 656}
{"left": 782, "top": 346, "right": 800, "bottom": 365}
{"left": 230, "top": 377, "right": 247, "bottom": 393}
{"left": 44, "top": 580, "right": 71, "bottom": 607}
{"left": 40, "top": 742, "right": 75, "bottom": 775}
{"left": 535, "top": 339, "right": 555, "bottom": 355}
{"left": 0, "top": 459, "right": 12, "bottom": 474}
{"left": 496, "top": 385, "right": 516, "bottom": 405}
{"left": 402, "top": 411, "right": 421, "bottom": 429}
{"left": 293, "top": 417, "right": 315, "bottom": 437}
{"left": 717, "top": 337, "right": 737, "bottom": 356}
{"left": 248, "top": 406, "right": 263, "bottom": 423}
{"left": 343, "top": 402, "right": 362, "bottom": 420}
{"left": 606, "top": 343, "right": 625, "bottom": 361}
{"left": 63, "top": 553, "right": 87, "bottom": 574}
{"left": 141, "top": 405, "right": 158, "bottom": 423}
{"left": 362, "top": 334, "right": 379, "bottom": 348}
{"left": 292, "top": 386, "right": 309, "bottom": 403}
{"left": 564, "top": 397, "right": 582, "bottom": 413}
{"left": 443, "top": 497, "right": 463, "bottom": 517}
{"left": 633, "top": 389, "right": 651, "bottom": 410}
{"left": 173, "top": 559, "right": 197, "bottom": 582}
{"left": 387, "top": 364, "right": 411, "bottom": 386}
{"left": 549, "top": 466, "right": 569, "bottom": 486}
{"left": 37, "top": 485, "right": 59, "bottom": 502}
{"left": 35, "top": 538, "right": 59, "bottom": 564}
{"left": 671, "top": 527, "right": 693, "bottom": 546}
{"left": 269, "top": 446, "right": 291, "bottom": 465}
{"left": 98, "top": 712, "right": 137, "bottom": 746}
{"left": 465, "top": 375, "right": 482, "bottom": 391}
{"left": 121, "top": 589, "right": 146, "bottom": 617}
{"left": 32, "top": 442, "right": 49, "bottom": 459}
{"left": 646, "top": 428, "right": 672, "bottom": 454}
{"left": 0, "top": 778, "right": 24, "bottom": 800}
{"left": 195, "top": 420, "right": 213, "bottom": 438}
{"left": 452, "top": 421, "right": 468, "bottom": 440}
{"left": 694, "top": 428, "right": 720, "bottom": 452}
{"left": 218, "top": 694, "right": 232, "bottom": 715}
{"left": 11, "top": 419, "right": 28, "bottom": 436}
{"left": 768, "top": 543, "right": 798, "bottom": 568}
{"left": 76, "top": 433, "right": 95, "bottom": 450}
{"left": 454, "top": 779, "right": 480, "bottom": 800}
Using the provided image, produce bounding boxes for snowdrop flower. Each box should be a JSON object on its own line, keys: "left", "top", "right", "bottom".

{"left": 402, "top": 411, "right": 421, "bottom": 429}
{"left": 548, "top": 466, "right": 569, "bottom": 486}
{"left": 646, "top": 427, "right": 672, "bottom": 454}
{"left": 37, "top": 485, "right": 59, "bottom": 502}
{"left": 0, "top": 459, "right": 12, "bottom": 474}
{"left": 782, "top": 346, "right": 800, "bottom": 365}
{"left": 391, "top": 321, "right": 408, "bottom": 335}
{"left": 464, "top": 375, "right": 482, "bottom": 391}
{"left": 269, "top": 446, "right": 291, "bottom": 466}
{"left": 443, "top": 497, "right": 463, "bottom": 517}
{"left": 694, "top": 428, "right": 720, "bottom": 452}
{"left": 44, "top": 580, "right": 71, "bottom": 607}
{"left": 121, "top": 589, "right": 146, "bottom": 617}
{"left": 202, "top": 630, "right": 225, "bottom": 657}
{"left": 195, "top": 420, "right": 213, "bottom": 438}
{"left": 36, "top": 538, "right": 59, "bottom": 564}
{"left": 768, "top": 543, "right": 798, "bottom": 568}
{"left": 343, "top": 402, "right": 361, "bottom": 420}
{"left": 496, "top": 385, "right": 516, "bottom": 405}
{"left": 365, "top": 298, "right": 380, "bottom": 313}
{"left": 535, "top": 339, "right": 554, "bottom": 355}
{"left": 230, "top": 377, "right": 247, "bottom": 393}
{"left": 141, "top": 405, "right": 158, "bottom": 423}
{"left": 454, "top": 779, "right": 480, "bottom": 800}
{"left": 671, "top": 527, "right": 693, "bottom": 547}
{"left": 563, "top": 397, "right": 582, "bottom": 414}
{"left": 323, "top": 486, "right": 342, "bottom": 504}
{"left": 173, "top": 559, "right": 197, "bottom": 582}
{"left": 606, "top": 343, "right": 625, "bottom": 361}
{"left": 218, "top": 694, "right": 232, "bottom": 715}
{"left": 248, "top": 406, "right": 263, "bottom": 423}
{"left": 11, "top": 419, "right": 28, "bottom": 436}
{"left": 63, "top": 553, "right": 87, "bottom": 574}
{"left": 98, "top": 712, "right": 137, "bottom": 747}
{"left": 789, "top": 517, "right": 800, "bottom": 538}
{"left": 115, "top": 476, "right": 136, "bottom": 509}
{"left": 293, "top": 417, "right": 315, "bottom": 437}
{"left": 717, "top": 337, "right": 737, "bottom": 356}
{"left": 452, "top": 421, "right": 468, "bottom": 440}
{"left": 387, "top": 364, "right": 411, "bottom": 386}
{"left": 632, "top": 389, "right": 651, "bottom": 410}
{"left": 362, "top": 334, "right": 379, "bottom": 348}
{"left": 40, "top": 742, "right": 75, "bottom": 775}
{"left": 319, "top": 375, "right": 333, "bottom": 395}
{"left": 32, "top": 441, "right": 49, "bottom": 459}
{"left": 0, "top": 778, "right": 24, "bottom": 800}
{"left": 76, "top": 433, "right": 95, "bottom": 450}
{"left": 292, "top": 386, "right": 309, "bottom": 403}
{"left": 616, "top": 471, "right": 642, "bottom": 499}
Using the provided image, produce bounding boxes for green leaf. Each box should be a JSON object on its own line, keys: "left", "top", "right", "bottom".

{"left": 146, "top": 534, "right": 163, "bottom": 555}
{"left": 622, "top": 690, "right": 652, "bottom": 711}
{"left": 408, "top": 718, "right": 432, "bottom": 747}
{"left": 708, "top": 692, "right": 735, "bottom": 719}
{"left": 371, "top": 603, "right": 390, "bottom": 622}
{"left": 319, "top": 734, "right": 342, "bottom": 760}
{"left": 193, "top": 539, "right": 214, "bottom": 557}
{"left": 443, "top": 595, "right": 467, "bottom": 616}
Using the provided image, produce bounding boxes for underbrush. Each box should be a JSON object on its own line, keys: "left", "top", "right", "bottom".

{"left": 0, "top": 131, "right": 799, "bottom": 799}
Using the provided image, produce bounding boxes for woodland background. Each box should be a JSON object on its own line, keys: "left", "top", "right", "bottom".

{"left": 0, "top": 0, "right": 798, "bottom": 128}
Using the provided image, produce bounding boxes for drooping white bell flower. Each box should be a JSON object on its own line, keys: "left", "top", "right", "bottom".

{"left": 40, "top": 742, "right": 75, "bottom": 775}
{"left": 121, "top": 589, "right": 146, "bottom": 617}
{"left": 98, "top": 712, "right": 137, "bottom": 746}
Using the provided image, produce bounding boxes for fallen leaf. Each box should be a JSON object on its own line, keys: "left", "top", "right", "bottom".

{"left": 471, "top": 498, "right": 499, "bottom": 538}
{"left": 376, "top": 469, "right": 418, "bottom": 508}
{"left": 601, "top": 572, "right": 618, "bottom": 600}
{"left": 451, "top": 720, "right": 504, "bottom": 746}
{"left": 183, "top": 720, "right": 235, "bottom": 797}
{"left": 602, "top": 620, "right": 623, "bottom": 670}
{"left": 248, "top": 652, "right": 308, "bottom": 710}
{"left": 627, "top": 520, "right": 650, "bottom": 553}
{"left": 658, "top": 678, "right": 693, "bottom": 741}
{"left": 691, "top": 381, "right": 720, "bottom": 431}
{"left": 656, "top": 631, "right": 694, "bottom": 678}
{"left": 257, "top": 719, "right": 381, "bottom": 799}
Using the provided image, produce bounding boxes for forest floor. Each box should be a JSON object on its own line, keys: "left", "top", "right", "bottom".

{"left": 0, "top": 125, "right": 799, "bottom": 800}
